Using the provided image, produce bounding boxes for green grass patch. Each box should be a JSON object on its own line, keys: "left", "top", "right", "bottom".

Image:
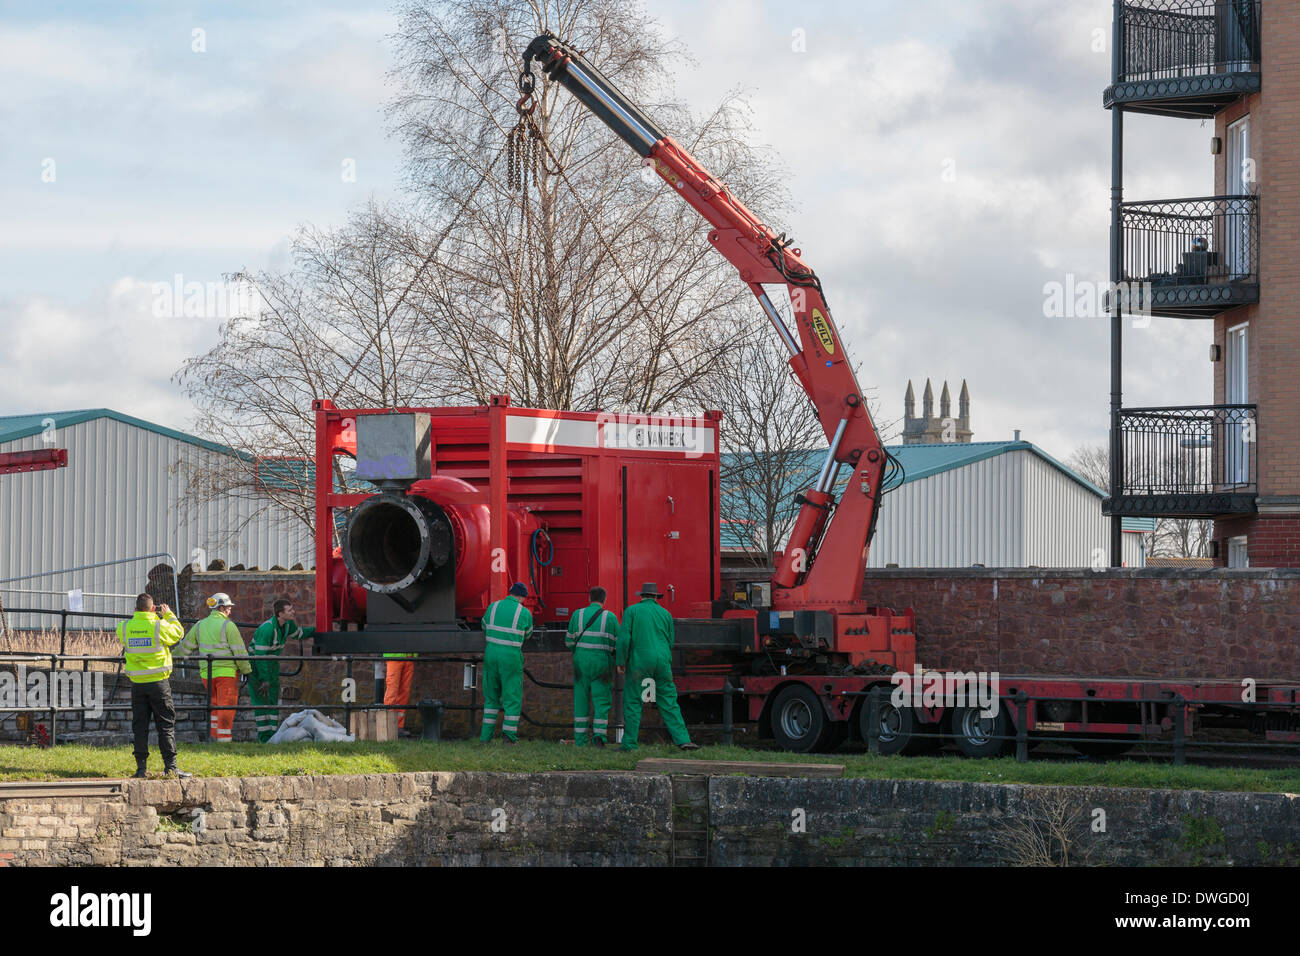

{"left": 0, "top": 741, "right": 1296, "bottom": 793}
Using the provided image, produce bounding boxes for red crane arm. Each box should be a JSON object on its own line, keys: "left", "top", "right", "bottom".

{"left": 522, "top": 33, "right": 891, "bottom": 607}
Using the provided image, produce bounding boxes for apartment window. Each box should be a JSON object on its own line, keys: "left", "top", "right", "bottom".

{"left": 1228, "top": 536, "right": 1249, "bottom": 568}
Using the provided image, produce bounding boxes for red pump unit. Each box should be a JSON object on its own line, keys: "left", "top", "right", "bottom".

{"left": 313, "top": 396, "right": 723, "bottom": 651}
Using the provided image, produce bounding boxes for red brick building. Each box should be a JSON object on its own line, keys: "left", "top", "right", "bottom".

{"left": 1103, "top": 0, "right": 1300, "bottom": 567}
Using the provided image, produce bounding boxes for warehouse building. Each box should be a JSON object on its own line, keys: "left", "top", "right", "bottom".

{"left": 0, "top": 409, "right": 313, "bottom": 624}
{"left": 867, "top": 439, "right": 1147, "bottom": 568}
{"left": 723, "top": 438, "right": 1148, "bottom": 569}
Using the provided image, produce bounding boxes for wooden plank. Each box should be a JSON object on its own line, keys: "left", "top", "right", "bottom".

{"left": 635, "top": 758, "right": 844, "bottom": 778}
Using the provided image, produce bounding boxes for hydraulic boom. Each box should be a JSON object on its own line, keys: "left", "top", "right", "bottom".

{"left": 521, "top": 33, "right": 895, "bottom": 613}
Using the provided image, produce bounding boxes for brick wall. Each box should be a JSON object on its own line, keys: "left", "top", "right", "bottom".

{"left": 862, "top": 568, "right": 1300, "bottom": 679}
{"left": 1209, "top": 4, "right": 1300, "bottom": 564}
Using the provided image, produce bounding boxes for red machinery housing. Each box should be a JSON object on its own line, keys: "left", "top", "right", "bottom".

{"left": 314, "top": 396, "right": 724, "bottom": 650}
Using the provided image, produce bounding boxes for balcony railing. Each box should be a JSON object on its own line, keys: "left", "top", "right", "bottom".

{"left": 1105, "top": 404, "right": 1257, "bottom": 517}
{"left": 1111, "top": 195, "right": 1259, "bottom": 317}
{"left": 1106, "top": 1, "right": 1260, "bottom": 116}
{"left": 1119, "top": 0, "right": 1260, "bottom": 81}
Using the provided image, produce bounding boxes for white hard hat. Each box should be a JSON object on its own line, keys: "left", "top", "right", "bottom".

{"left": 207, "top": 592, "right": 235, "bottom": 608}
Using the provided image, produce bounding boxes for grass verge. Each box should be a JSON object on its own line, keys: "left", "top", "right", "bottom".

{"left": 0, "top": 740, "right": 1297, "bottom": 793}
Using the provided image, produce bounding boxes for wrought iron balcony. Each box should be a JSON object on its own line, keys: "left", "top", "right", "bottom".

{"left": 1106, "top": 195, "right": 1259, "bottom": 318}
{"left": 1104, "top": 0, "right": 1261, "bottom": 118}
{"left": 1104, "top": 404, "right": 1257, "bottom": 517}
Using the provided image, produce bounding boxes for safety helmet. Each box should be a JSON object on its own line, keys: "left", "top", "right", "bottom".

{"left": 206, "top": 592, "right": 235, "bottom": 609}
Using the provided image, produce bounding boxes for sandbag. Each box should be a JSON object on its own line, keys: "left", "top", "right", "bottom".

{"left": 266, "top": 708, "right": 354, "bottom": 744}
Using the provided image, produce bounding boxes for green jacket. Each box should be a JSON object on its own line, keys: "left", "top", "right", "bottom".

{"left": 616, "top": 598, "right": 674, "bottom": 668}
{"left": 483, "top": 596, "right": 533, "bottom": 653}
{"left": 116, "top": 610, "right": 185, "bottom": 683}
{"left": 249, "top": 617, "right": 314, "bottom": 682}
{"left": 177, "top": 611, "right": 252, "bottom": 679}
{"left": 566, "top": 603, "right": 619, "bottom": 655}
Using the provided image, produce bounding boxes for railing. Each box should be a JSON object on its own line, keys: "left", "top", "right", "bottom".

{"left": 1116, "top": 405, "right": 1257, "bottom": 498}
{"left": 1120, "top": 196, "right": 1257, "bottom": 287}
{"left": 1118, "top": 0, "right": 1260, "bottom": 82}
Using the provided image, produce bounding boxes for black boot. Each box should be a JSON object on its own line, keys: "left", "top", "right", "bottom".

{"left": 164, "top": 764, "right": 192, "bottom": 779}
{"left": 133, "top": 760, "right": 148, "bottom": 779}
{"left": 679, "top": 742, "right": 700, "bottom": 752}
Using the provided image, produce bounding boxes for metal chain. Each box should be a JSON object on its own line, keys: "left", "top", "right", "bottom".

{"left": 509, "top": 104, "right": 663, "bottom": 366}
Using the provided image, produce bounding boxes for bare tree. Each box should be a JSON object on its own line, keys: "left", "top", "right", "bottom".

{"left": 700, "top": 324, "right": 825, "bottom": 567}
{"left": 176, "top": 0, "right": 790, "bottom": 537}
{"left": 385, "top": 0, "right": 792, "bottom": 413}
{"left": 174, "top": 200, "right": 451, "bottom": 539}
{"left": 1065, "top": 444, "right": 1109, "bottom": 491}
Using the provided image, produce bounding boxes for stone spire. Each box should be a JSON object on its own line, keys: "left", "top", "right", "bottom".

{"left": 902, "top": 378, "right": 974, "bottom": 444}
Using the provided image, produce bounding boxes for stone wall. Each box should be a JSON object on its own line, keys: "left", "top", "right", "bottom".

{"left": 1, "top": 772, "right": 1296, "bottom": 867}
{"left": 0, "top": 772, "right": 672, "bottom": 866}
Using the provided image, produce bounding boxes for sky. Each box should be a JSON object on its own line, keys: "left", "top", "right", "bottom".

{"left": 0, "top": 0, "right": 1215, "bottom": 460}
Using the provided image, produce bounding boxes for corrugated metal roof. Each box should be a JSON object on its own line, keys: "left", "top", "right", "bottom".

{"left": 0, "top": 408, "right": 238, "bottom": 457}
{"left": 725, "top": 440, "right": 1108, "bottom": 498}
{"left": 888, "top": 441, "right": 1106, "bottom": 496}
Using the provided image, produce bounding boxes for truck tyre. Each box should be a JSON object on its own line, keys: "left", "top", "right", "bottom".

{"left": 769, "top": 684, "right": 830, "bottom": 753}
{"left": 950, "top": 705, "right": 1011, "bottom": 758}
{"left": 858, "top": 697, "right": 921, "bottom": 756}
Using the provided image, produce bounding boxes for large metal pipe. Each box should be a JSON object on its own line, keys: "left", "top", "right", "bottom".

{"left": 1109, "top": 0, "right": 1125, "bottom": 567}
{"left": 815, "top": 419, "right": 849, "bottom": 493}
{"left": 342, "top": 494, "right": 453, "bottom": 594}
{"left": 757, "top": 291, "right": 801, "bottom": 357}
{"left": 564, "top": 62, "right": 660, "bottom": 151}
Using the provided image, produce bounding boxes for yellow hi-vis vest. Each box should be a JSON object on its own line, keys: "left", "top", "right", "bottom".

{"left": 116, "top": 611, "right": 185, "bottom": 683}
{"left": 179, "top": 612, "right": 253, "bottom": 679}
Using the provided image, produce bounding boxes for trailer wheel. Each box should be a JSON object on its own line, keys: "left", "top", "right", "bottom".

{"left": 950, "top": 706, "right": 1011, "bottom": 758}
{"left": 858, "top": 698, "right": 921, "bottom": 756}
{"left": 769, "top": 684, "right": 830, "bottom": 753}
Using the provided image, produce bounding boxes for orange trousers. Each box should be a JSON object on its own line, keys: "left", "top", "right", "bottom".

{"left": 384, "top": 661, "right": 414, "bottom": 729}
{"left": 203, "top": 676, "right": 238, "bottom": 741}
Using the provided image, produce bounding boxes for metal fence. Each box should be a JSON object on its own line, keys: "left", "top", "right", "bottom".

{"left": 1118, "top": 0, "right": 1261, "bottom": 82}
{"left": 1120, "top": 196, "right": 1258, "bottom": 287}
{"left": 1116, "top": 404, "right": 1257, "bottom": 498}
{"left": 0, "top": 606, "right": 650, "bottom": 745}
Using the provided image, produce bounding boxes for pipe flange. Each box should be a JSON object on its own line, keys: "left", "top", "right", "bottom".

{"left": 342, "top": 493, "right": 453, "bottom": 594}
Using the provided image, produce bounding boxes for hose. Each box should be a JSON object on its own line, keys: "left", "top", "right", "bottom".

{"left": 529, "top": 528, "right": 554, "bottom": 609}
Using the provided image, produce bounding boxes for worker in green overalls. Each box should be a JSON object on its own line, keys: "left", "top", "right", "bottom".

{"left": 248, "top": 598, "right": 315, "bottom": 743}
{"left": 616, "top": 582, "right": 698, "bottom": 752}
{"left": 479, "top": 582, "right": 534, "bottom": 744}
{"left": 567, "top": 585, "right": 618, "bottom": 747}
